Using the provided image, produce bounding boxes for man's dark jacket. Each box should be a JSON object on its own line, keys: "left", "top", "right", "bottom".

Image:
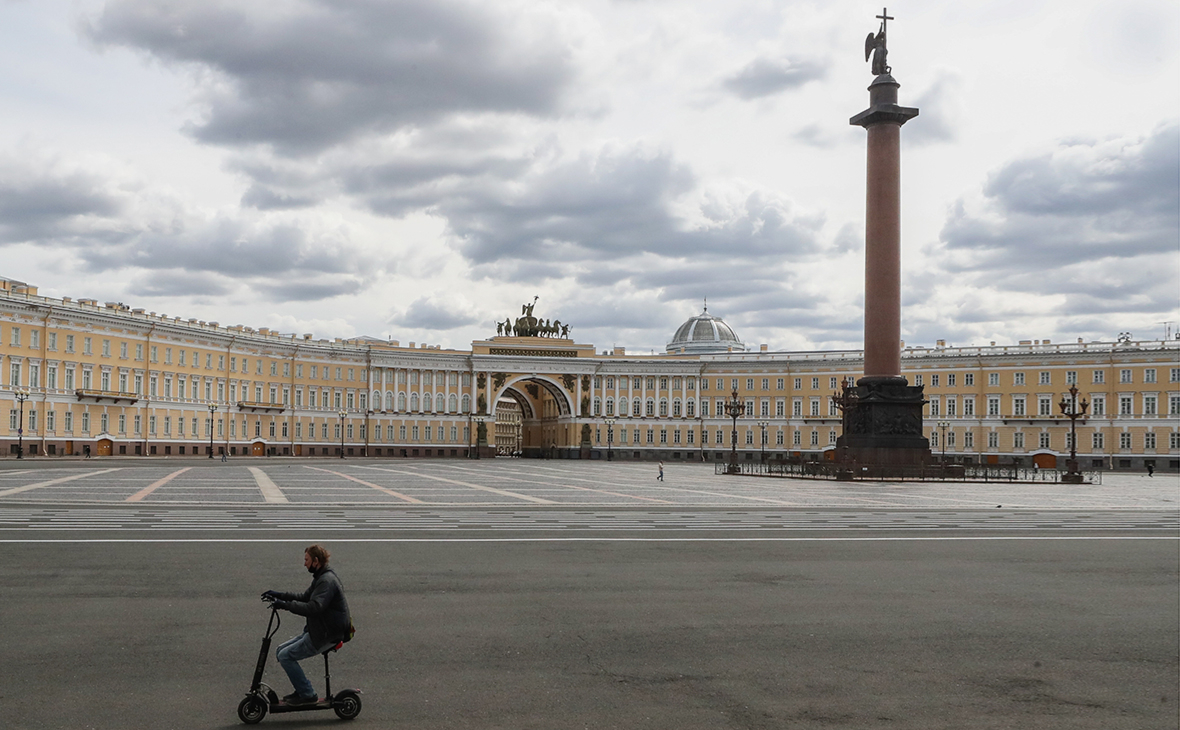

{"left": 274, "top": 566, "right": 351, "bottom": 648}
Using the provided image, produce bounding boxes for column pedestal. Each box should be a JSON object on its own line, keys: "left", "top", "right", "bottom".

{"left": 835, "top": 376, "right": 929, "bottom": 466}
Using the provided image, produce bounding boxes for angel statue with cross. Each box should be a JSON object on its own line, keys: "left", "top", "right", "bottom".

{"left": 864, "top": 8, "right": 893, "bottom": 76}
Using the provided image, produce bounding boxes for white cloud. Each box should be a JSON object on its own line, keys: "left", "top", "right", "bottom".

{"left": 0, "top": 0, "right": 1175, "bottom": 352}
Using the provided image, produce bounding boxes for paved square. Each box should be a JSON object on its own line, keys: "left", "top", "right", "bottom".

{"left": 0, "top": 460, "right": 1174, "bottom": 510}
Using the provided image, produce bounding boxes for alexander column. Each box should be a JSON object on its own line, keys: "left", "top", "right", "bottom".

{"left": 836, "top": 9, "right": 930, "bottom": 466}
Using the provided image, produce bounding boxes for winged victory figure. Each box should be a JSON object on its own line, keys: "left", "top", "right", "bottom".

{"left": 864, "top": 13, "right": 890, "bottom": 75}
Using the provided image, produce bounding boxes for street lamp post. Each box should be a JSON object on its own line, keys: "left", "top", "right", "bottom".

{"left": 207, "top": 404, "right": 217, "bottom": 458}
{"left": 14, "top": 390, "right": 30, "bottom": 459}
{"left": 757, "top": 420, "right": 769, "bottom": 463}
{"left": 338, "top": 410, "right": 347, "bottom": 458}
{"left": 723, "top": 387, "right": 746, "bottom": 474}
{"left": 1058, "top": 384, "right": 1089, "bottom": 484}
{"left": 604, "top": 418, "right": 616, "bottom": 461}
{"left": 937, "top": 421, "right": 950, "bottom": 466}
{"left": 364, "top": 410, "right": 374, "bottom": 458}
{"left": 473, "top": 415, "right": 486, "bottom": 459}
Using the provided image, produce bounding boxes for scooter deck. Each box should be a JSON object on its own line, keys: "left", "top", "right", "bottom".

{"left": 270, "top": 696, "right": 333, "bottom": 713}
{"left": 265, "top": 689, "right": 360, "bottom": 714}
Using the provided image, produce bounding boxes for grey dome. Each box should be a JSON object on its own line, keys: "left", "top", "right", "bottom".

{"left": 666, "top": 307, "right": 746, "bottom": 354}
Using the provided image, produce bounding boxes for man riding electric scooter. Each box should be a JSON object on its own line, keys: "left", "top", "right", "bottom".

{"left": 261, "top": 544, "right": 353, "bottom": 705}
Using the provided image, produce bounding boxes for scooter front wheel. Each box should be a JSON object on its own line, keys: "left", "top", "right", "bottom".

{"left": 333, "top": 690, "right": 362, "bottom": 720}
{"left": 238, "top": 695, "right": 268, "bottom": 724}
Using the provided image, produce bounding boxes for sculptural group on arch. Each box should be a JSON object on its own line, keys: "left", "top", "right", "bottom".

{"left": 495, "top": 298, "right": 571, "bottom": 338}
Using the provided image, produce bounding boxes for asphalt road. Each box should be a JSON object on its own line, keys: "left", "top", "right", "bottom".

{"left": 1, "top": 527, "right": 1176, "bottom": 730}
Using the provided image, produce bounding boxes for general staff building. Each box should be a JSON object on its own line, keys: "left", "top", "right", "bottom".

{"left": 2, "top": 278, "right": 1177, "bottom": 472}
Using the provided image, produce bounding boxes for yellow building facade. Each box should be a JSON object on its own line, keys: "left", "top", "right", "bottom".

{"left": 2, "top": 281, "right": 1178, "bottom": 471}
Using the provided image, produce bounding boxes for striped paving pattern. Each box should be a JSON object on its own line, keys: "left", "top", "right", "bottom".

{"left": 0, "top": 461, "right": 1173, "bottom": 511}
{"left": 0, "top": 507, "right": 1173, "bottom": 532}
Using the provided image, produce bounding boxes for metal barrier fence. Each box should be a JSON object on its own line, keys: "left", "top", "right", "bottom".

{"left": 715, "top": 461, "right": 1102, "bottom": 484}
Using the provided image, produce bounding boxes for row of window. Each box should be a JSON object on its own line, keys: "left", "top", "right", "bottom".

{"left": 592, "top": 393, "right": 1180, "bottom": 419}
{"left": 930, "top": 394, "right": 1179, "bottom": 417}
{"left": 594, "top": 425, "right": 841, "bottom": 447}
{"left": 931, "top": 429, "right": 1179, "bottom": 451}
{"left": 592, "top": 396, "right": 844, "bottom": 418}
{"left": 1, "top": 328, "right": 475, "bottom": 385}
{"left": 590, "top": 368, "right": 1180, "bottom": 395}
{"left": 914, "top": 368, "right": 1178, "bottom": 387}
{"left": 1, "top": 358, "right": 473, "bottom": 392}
{"left": 5, "top": 410, "right": 472, "bottom": 444}
{"left": 2, "top": 363, "right": 481, "bottom": 414}
{"left": 593, "top": 376, "right": 849, "bottom": 393}
{"left": 592, "top": 425, "right": 1180, "bottom": 450}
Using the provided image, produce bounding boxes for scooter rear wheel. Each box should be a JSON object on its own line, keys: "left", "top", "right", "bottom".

{"left": 333, "top": 690, "right": 362, "bottom": 720}
{"left": 238, "top": 696, "right": 268, "bottom": 724}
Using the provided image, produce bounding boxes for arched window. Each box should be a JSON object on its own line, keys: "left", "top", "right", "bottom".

{"left": 618, "top": 398, "right": 628, "bottom": 416}
{"left": 646, "top": 398, "right": 655, "bottom": 416}
{"left": 632, "top": 400, "right": 641, "bottom": 416}
{"left": 397, "top": 392, "right": 406, "bottom": 411}
{"left": 424, "top": 393, "right": 434, "bottom": 412}
{"left": 672, "top": 399, "right": 682, "bottom": 417}
{"left": 385, "top": 391, "right": 394, "bottom": 410}
{"left": 593, "top": 397, "right": 601, "bottom": 416}
{"left": 448, "top": 394, "right": 458, "bottom": 413}
{"left": 605, "top": 399, "right": 614, "bottom": 416}
{"left": 659, "top": 399, "right": 668, "bottom": 416}
{"left": 410, "top": 393, "right": 419, "bottom": 412}
{"left": 371, "top": 390, "right": 380, "bottom": 408}
{"left": 686, "top": 400, "right": 695, "bottom": 417}
{"left": 436, "top": 394, "right": 445, "bottom": 412}
{"left": 461, "top": 394, "right": 471, "bottom": 413}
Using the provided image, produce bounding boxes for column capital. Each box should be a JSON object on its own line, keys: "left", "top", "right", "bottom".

{"left": 850, "top": 73, "right": 918, "bottom": 128}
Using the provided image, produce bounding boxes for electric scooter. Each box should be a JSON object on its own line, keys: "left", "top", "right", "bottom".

{"left": 237, "top": 601, "right": 362, "bottom": 724}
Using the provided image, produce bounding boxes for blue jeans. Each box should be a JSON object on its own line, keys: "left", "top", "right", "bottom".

{"left": 276, "top": 632, "right": 331, "bottom": 698}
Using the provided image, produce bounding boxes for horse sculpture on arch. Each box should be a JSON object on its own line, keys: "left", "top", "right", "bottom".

{"left": 492, "top": 297, "right": 573, "bottom": 339}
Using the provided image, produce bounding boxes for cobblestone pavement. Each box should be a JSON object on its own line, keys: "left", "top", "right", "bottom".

{"left": 0, "top": 459, "right": 1174, "bottom": 510}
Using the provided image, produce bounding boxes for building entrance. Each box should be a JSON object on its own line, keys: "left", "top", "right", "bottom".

{"left": 491, "top": 375, "right": 577, "bottom": 458}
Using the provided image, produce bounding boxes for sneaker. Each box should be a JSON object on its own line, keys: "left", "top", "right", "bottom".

{"left": 283, "top": 692, "right": 318, "bottom": 705}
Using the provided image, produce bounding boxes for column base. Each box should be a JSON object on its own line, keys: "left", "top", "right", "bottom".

{"left": 835, "top": 376, "right": 930, "bottom": 465}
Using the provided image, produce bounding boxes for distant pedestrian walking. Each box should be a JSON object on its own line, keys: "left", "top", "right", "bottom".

{"left": 657, "top": 461, "right": 664, "bottom": 481}
{"left": 84, "top": 444, "right": 91, "bottom": 459}
{"left": 1146, "top": 462, "right": 1154, "bottom": 477}
{"left": 221, "top": 451, "right": 227, "bottom": 463}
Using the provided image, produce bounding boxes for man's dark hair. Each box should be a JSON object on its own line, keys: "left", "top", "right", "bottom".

{"left": 305, "top": 543, "right": 331, "bottom": 566}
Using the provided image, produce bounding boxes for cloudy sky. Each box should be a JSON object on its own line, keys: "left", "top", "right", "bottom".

{"left": 1, "top": 0, "right": 1176, "bottom": 353}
